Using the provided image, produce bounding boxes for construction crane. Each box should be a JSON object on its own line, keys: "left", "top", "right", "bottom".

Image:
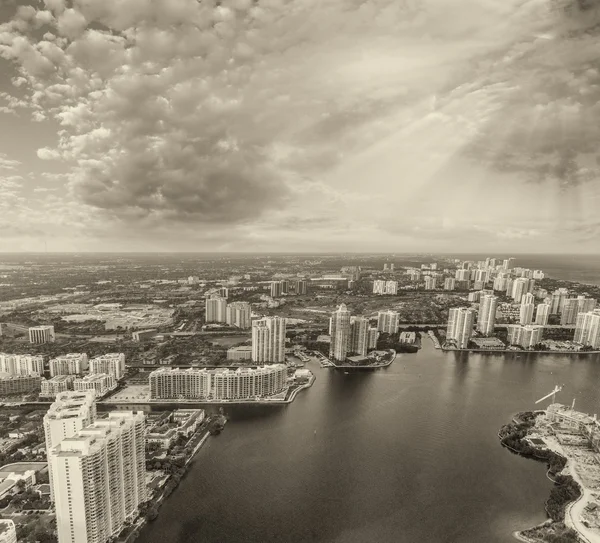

{"left": 535, "top": 385, "right": 563, "bottom": 405}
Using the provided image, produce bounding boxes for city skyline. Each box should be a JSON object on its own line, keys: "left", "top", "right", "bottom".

{"left": 1, "top": 1, "right": 600, "bottom": 253}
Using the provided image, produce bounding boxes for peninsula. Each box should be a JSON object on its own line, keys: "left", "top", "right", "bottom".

{"left": 499, "top": 404, "right": 600, "bottom": 543}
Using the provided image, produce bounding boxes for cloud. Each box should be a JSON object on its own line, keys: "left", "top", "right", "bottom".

{"left": 37, "top": 147, "right": 62, "bottom": 160}
{"left": 462, "top": 0, "right": 600, "bottom": 188}
{"left": 1, "top": 0, "right": 599, "bottom": 251}
{"left": 0, "top": 153, "right": 21, "bottom": 170}
{"left": 1, "top": 0, "right": 531, "bottom": 230}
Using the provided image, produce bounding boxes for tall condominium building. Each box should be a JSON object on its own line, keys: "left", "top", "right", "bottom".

{"left": 368, "top": 327, "right": 379, "bottom": 350}
{"left": 574, "top": 310, "right": 600, "bottom": 348}
{"left": 446, "top": 308, "right": 476, "bottom": 349}
{"left": 535, "top": 303, "right": 550, "bottom": 326}
{"left": 577, "top": 296, "right": 597, "bottom": 315}
{"left": 549, "top": 288, "right": 569, "bottom": 315}
{"left": 474, "top": 269, "right": 488, "bottom": 283}
{"left": 406, "top": 270, "right": 419, "bottom": 281}
{"left": 205, "top": 296, "right": 227, "bottom": 323}
{"left": 561, "top": 298, "right": 580, "bottom": 326}
{"left": 533, "top": 270, "right": 545, "bottom": 280}
{"left": 51, "top": 411, "right": 146, "bottom": 543}
{"left": 521, "top": 293, "right": 535, "bottom": 305}
{"left": 89, "top": 353, "right": 125, "bottom": 380}
{"left": 49, "top": 353, "right": 88, "bottom": 377}
{"left": 40, "top": 375, "right": 76, "bottom": 398}
{"left": 455, "top": 269, "right": 470, "bottom": 281}
{"left": 295, "top": 280, "right": 308, "bottom": 295}
{"left": 444, "top": 278, "right": 456, "bottom": 291}
{"left": 149, "top": 365, "right": 288, "bottom": 400}
{"left": 217, "top": 287, "right": 229, "bottom": 298}
{"left": 0, "top": 354, "right": 44, "bottom": 376}
{"left": 493, "top": 275, "right": 508, "bottom": 292}
{"left": 251, "top": 317, "right": 286, "bottom": 363}
{"left": 0, "top": 520, "right": 17, "bottom": 543}
{"left": 505, "top": 278, "right": 514, "bottom": 298}
{"left": 341, "top": 266, "right": 362, "bottom": 281}
{"left": 512, "top": 278, "right": 529, "bottom": 303}
{"left": 424, "top": 276, "right": 437, "bottom": 290}
{"left": 519, "top": 301, "right": 535, "bottom": 325}
{"left": 280, "top": 280, "right": 289, "bottom": 295}
{"left": 503, "top": 258, "right": 516, "bottom": 270}
{"left": 385, "top": 281, "right": 398, "bottom": 295}
{"left": 44, "top": 391, "right": 97, "bottom": 502}
{"left": 476, "top": 295, "right": 498, "bottom": 336}
{"left": 270, "top": 281, "right": 282, "bottom": 298}
{"left": 373, "top": 280, "right": 386, "bottom": 295}
{"left": 28, "top": 325, "right": 55, "bottom": 344}
{"left": 329, "top": 304, "right": 351, "bottom": 362}
{"left": 226, "top": 302, "right": 252, "bottom": 330}
{"left": 372, "top": 279, "right": 398, "bottom": 295}
{"left": 507, "top": 325, "right": 543, "bottom": 348}
{"left": 0, "top": 374, "right": 41, "bottom": 396}
{"left": 377, "top": 310, "right": 399, "bottom": 334}
{"left": 349, "top": 317, "right": 369, "bottom": 357}
{"left": 468, "top": 291, "right": 481, "bottom": 303}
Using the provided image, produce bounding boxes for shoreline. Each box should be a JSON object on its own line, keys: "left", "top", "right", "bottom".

{"left": 329, "top": 350, "right": 397, "bottom": 370}
{"left": 120, "top": 416, "right": 224, "bottom": 543}
{"left": 443, "top": 348, "right": 600, "bottom": 355}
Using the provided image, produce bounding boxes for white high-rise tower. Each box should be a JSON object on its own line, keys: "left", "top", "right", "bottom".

{"left": 476, "top": 295, "right": 498, "bottom": 336}
{"left": 44, "top": 390, "right": 97, "bottom": 502}
{"left": 51, "top": 411, "right": 146, "bottom": 543}
{"left": 329, "top": 304, "right": 351, "bottom": 362}
{"left": 251, "top": 317, "right": 286, "bottom": 363}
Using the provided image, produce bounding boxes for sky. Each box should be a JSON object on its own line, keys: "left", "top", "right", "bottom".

{"left": 1, "top": 0, "right": 600, "bottom": 253}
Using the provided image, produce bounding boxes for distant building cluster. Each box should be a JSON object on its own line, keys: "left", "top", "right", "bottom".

{"left": 441, "top": 256, "right": 600, "bottom": 351}
{"left": 205, "top": 295, "right": 252, "bottom": 329}
{"left": 269, "top": 279, "right": 308, "bottom": 297}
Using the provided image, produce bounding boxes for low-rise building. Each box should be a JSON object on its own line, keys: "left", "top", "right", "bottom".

{"left": 227, "top": 346, "right": 253, "bottom": 361}
{"left": 0, "top": 519, "right": 17, "bottom": 543}
{"left": 470, "top": 337, "right": 506, "bottom": 350}
{"left": 132, "top": 329, "right": 157, "bottom": 342}
{"left": 146, "top": 409, "right": 205, "bottom": 448}
{"left": 399, "top": 332, "right": 416, "bottom": 344}
{"left": 0, "top": 374, "right": 41, "bottom": 396}
{"left": 28, "top": 325, "right": 55, "bottom": 344}
{"left": 40, "top": 375, "right": 76, "bottom": 398}
{"left": 89, "top": 353, "right": 125, "bottom": 380}
{"left": 49, "top": 353, "right": 88, "bottom": 377}
{"left": 0, "top": 470, "right": 36, "bottom": 500}
{"left": 73, "top": 373, "right": 116, "bottom": 397}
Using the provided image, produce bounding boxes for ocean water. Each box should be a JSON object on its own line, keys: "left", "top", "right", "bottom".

{"left": 136, "top": 341, "right": 600, "bottom": 543}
